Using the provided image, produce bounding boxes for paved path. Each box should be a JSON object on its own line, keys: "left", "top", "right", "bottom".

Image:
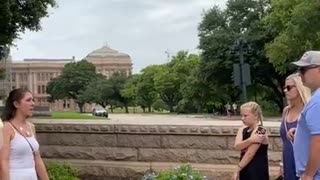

{"left": 33, "top": 114, "right": 281, "bottom": 127}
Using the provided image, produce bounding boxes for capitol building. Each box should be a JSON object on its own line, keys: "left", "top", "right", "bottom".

{"left": 0, "top": 45, "right": 133, "bottom": 112}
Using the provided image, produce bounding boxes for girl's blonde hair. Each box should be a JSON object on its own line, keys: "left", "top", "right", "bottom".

{"left": 240, "top": 101, "right": 264, "bottom": 126}
{"left": 286, "top": 73, "right": 311, "bottom": 106}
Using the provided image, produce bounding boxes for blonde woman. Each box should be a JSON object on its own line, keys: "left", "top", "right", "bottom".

{"left": 233, "top": 101, "right": 269, "bottom": 180}
{"left": 279, "top": 73, "right": 311, "bottom": 180}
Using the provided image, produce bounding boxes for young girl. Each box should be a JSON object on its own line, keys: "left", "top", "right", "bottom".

{"left": 233, "top": 101, "right": 269, "bottom": 180}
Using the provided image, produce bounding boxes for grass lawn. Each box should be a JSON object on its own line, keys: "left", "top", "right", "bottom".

{"left": 34, "top": 112, "right": 106, "bottom": 119}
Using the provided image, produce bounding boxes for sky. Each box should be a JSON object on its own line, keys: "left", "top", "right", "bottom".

{"left": 10, "top": 0, "right": 227, "bottom": 73}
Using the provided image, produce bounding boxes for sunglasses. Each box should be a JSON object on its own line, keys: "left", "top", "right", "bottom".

{"left": 298, "top": 65, "right": 320, "bottom": 75}
{"left": 283, "top": 85, "right": 296, "bottom": 92}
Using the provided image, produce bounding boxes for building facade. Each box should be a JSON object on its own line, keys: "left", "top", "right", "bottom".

{"left": 0, "top": 45, "right": 133, "bottom": 112}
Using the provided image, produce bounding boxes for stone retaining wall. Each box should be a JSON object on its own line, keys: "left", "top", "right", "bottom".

{"left": 35, "top": 123, "right": 282, "bottom": 179}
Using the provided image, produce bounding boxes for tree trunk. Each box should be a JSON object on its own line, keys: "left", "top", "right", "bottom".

{"left": 78, "top": 103, "right": 84, "bottom": 113}
{"left": 110, "top": 104, "right": 114, "bottom": 113}
{"left": 169, "top": 105, "right": 174, "bottom": 113}
{"left": 142, "top": 106, "right": 146, "bottom": 113}
{"left": 125, "top": 105, "right": 129, "bottom": 113}
{"left": 148, "top": 106, "right": 151, "bottom": 112}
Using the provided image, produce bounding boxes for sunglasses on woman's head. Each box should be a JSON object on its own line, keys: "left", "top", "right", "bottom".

{"left": 298, "top": 65, "right": 320, "bottom": 75}
{"left": 283, "top": 85, "right": 296, "bottom": 92}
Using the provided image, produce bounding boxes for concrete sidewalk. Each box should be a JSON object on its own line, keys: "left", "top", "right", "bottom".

{"left": 32, "top": 114, "right": 281, "bottom": 127}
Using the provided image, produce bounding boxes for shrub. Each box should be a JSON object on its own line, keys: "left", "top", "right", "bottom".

{"left": 46, "top": 162, "right": 80, "bottom": 180}
{"left": 142, "top": 164, "right": 207, "bottom": 180}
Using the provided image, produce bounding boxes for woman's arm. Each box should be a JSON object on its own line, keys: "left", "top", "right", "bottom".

{"left": 0, "top": 123, "right": 13, "bottom": 180}
{"left": 30, "top": 123, "right": 49, "bottom": 180}
{"left": 34, "top": 152, "right": 49, "bottom": 180}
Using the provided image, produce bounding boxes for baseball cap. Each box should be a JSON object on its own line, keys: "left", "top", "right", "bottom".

{"left": 292, "top": 51, "right": 320, "bottom": 67}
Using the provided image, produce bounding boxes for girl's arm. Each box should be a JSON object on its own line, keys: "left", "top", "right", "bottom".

{"left": 237, "top": 132, "right": 269, "bottom": 171}
{"left": 234, "top": 126, "right": 262, "bottom": 150}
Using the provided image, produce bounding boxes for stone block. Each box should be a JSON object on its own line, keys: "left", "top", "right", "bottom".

{"left": 117, "top": 134, "right": 161, "bottom": 148}
{"left": 40, "top": 146, "right": 138, "bottom": 161}
{"left": 37, "top": 133, "right": 117, "bottom": 147}
{"left": 161, "top": 135, "right": 227, "bottom": 150}
{"left": 138, "top": 149, "right": 239, "bottom": 164}
{"left": 227, "top": 136, "right": 235, "bottom": 149}
{"left": 272, "top": 137, "right": 282, "bottom": 151}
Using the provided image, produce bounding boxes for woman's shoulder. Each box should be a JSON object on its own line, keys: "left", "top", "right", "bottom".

{"left": 282, "top": 106, "right": 290, "bottom": 115}
{"left": 27, "top": 121, "right": 35, "bottom": 127}
{"left": 2, "top": 121, "right": 15, "bottom": 135}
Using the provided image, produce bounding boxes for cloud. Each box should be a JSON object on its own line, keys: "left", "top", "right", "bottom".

{"left": 10, "top": 0, "right": 227, "bottom": 73}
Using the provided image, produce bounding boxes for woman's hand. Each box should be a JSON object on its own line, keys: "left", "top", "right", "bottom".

{"left": 286, "top": 128, "right": 296, "bottom": 142}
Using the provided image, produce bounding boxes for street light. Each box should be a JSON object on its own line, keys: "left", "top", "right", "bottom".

{"left": 230, "top": 38, "right": 252, "bottom": 102}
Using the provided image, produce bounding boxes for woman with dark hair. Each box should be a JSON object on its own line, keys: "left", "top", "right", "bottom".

{"left": 0, "top": 88, "right": 49, "bottom": 180}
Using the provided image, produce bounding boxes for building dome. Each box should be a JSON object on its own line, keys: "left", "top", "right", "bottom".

{"left": 84, "top": 45, "right": 130, "bottom": 62}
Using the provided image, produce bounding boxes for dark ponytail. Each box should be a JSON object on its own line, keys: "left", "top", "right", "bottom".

{"left": 1, "top": 88, "right": 30, "bottom": 121}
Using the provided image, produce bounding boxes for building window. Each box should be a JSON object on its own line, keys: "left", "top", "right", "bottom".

{"left": 19, "top": 74, "right": 23, "bottom": 81}
{"left": 24, "top": 73, "right": 28, "bottom": 81}
{"left": 12, "top": 73, "right": 16, "bottom": 82}
{"left": 37, "top": 85, "right": 41, "bottom": 94}
{"left": 41, "top": 85, "right": 45, "bottom": 94}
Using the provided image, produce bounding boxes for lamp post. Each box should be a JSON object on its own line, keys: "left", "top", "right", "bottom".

{"left": 231, "top": 38, "right": 252, "bottom": 102}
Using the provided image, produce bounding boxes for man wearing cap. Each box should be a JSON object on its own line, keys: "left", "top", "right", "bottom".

{"left": 292, "top": 51, "right": 320, "bottom": 180}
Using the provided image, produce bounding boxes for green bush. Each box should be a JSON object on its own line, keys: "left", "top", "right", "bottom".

{"left": 142, "top": 164, "right": 207, "bottom": 180}
{"left": 47, "top": 162, "right": 80, "bottom": 180}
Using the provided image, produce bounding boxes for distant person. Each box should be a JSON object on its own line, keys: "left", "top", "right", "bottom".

{"left": 225, "top": 103, "right": 231, "bottom": 117}
{"left": 0, "top": 88, "right": 49, "bottom": 180}
{"left": 232, "top": 103, "right": 238, "bottom": 115}
{"left": 279, "top": 73, "right": 311, "bottom": 180}
{"left": 292, "top": 51, "right": 320, "bottom": 180}
{"left": 233, "top": 101, "right": 269, "bottom": 180}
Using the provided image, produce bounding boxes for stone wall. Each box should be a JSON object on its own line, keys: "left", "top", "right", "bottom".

{"left": 35, "top": 122, "right": 281, "bottom": 179}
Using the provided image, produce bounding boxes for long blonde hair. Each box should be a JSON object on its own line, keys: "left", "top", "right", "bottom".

{"left": 286, "top": 73, "right": 311, "bottom": 106}
{"left": 240, "top": 101, "right": 264, "bottom": 126}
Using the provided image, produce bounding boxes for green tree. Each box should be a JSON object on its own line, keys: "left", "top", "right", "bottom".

{"left": 108, "top": 72, "right": 129, "bottom": 113}
{"left": 0, "top": 0, "right": 56, "bottom": 46}
{"left": 79, "top": 75, "right": 114, "bottom": 108}
{"left": 47, "top": 60, "right": 98, "bottom": 112}
{"left": 155, "top": 51, "right": 200, "bottom": 112}
{"left": 198, "top": 0, "right": 287, "bottom": 112}
{"left": 264, "top": 0, "right": 320, "bottom": 74}
{"left": 154, "top": 66, "right": 180, "bottom": 112}
{"left": 121, "top": 74, "right": 140, "bottom": 112}
{"left": 136, "top": 65, "right": 160, "bottom": 112}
